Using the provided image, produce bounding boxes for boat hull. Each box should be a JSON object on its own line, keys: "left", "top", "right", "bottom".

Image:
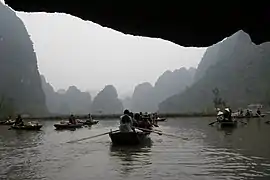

{"left": 82, "top": 120, "right": 99, "bottom": 126}
{"left": 218, "top": 120, "right": 237, "bottom": 128}
{"left": 109, "top": 131, "right": 149, "bottom": 146}
{"left": 54, "top": 123, "right": 83, "bottom": 130}
{"left": 10, "top": 124, "right": 42, "bottom": 130}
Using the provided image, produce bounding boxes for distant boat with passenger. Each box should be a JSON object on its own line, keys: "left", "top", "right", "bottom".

{"left": 232, "top": 104, "right": 266, "bottom": 119}
{"left": 10, "top": 122, "right": 43, "bottom": 131}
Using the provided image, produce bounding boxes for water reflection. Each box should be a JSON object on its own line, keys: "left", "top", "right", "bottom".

{"left": 54, "top": 128, "right": 77, "bottom": 132}
{"left": 256, "top": 118, "right": 262, "bottom": 130}
{"left": 109, "top": 138, "right": 153, "bottom": 177}
{"left": 217, "top": 126, "right": 236, "bottom": 135}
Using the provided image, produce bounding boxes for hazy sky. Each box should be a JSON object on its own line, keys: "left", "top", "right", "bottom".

{"left": 15, "top": 11, "right": 206, "bottom": 98}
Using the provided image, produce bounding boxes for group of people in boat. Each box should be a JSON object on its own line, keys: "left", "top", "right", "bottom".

{"left": 5, "top": 114, "right": 25, "bottom": 126}
{"left": 216, "top": 108, "right": 233, "bottom": 122}
{"left": 217, "top": 106, "right": 262, "bottom": 121}
{"left": 119, "top": 109, "right": 159, "bottom": 133}
{"left": 236, "top": 108, "right": 261, "bottom": 117}
{"left": 68, "top": 113, "right": 93, "bottom": 124}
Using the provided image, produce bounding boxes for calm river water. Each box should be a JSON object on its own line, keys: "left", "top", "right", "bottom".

{"left": 0, "top": 117, "right": 270, "bottom": 180}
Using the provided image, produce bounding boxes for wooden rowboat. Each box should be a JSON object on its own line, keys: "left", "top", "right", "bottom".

{"left": 10, "top": 124, "right": 42, "bottom": 131}
{"left": 233, "top": 114, "right": 265, "bottom": 119}
{"left": 77, "top": 119, "right": 99, "bottom": 126}
{"left": 54, "top": 123, "right": 83, "bottom": 130}
{"left": 218, "top": 120, "right": 237, "bottom": 128}
{"left": 109, "top": 130, "right": 149, "bottom": 146}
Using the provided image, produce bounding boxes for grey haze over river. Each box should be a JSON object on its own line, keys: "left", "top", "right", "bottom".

{"left": 0, "top": 118, "right": 270, "bottom": 180}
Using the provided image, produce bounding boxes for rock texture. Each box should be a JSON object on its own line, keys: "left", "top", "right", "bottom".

{"left": 0, "top": 2, "right": 47, "bottom": 116}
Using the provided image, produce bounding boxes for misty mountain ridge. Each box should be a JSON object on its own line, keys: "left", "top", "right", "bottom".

{"left": 159, "top": 30, "right": 270, "bottom": 113}
{"left": 41, "top": 75, "right": 91, "bottom": 115}
{"left": 130, "top": 67, "right": 196, "bottom": 112}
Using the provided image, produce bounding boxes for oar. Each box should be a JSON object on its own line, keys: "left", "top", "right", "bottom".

{"left": 66, "top": 129, "right": 119, "bottom": 144}
{"left": 209, "top": 121, "right": 217, "bottom": 126}
{"left": 136, "top": 127, "right": 162, "bottom": 135}
{"left": 137, "top": 127, "right": 188, "bottom": 140}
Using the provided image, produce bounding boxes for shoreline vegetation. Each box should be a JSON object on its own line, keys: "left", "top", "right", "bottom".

{"left": 25, "top": 112, "right": 217, "bottom": 121}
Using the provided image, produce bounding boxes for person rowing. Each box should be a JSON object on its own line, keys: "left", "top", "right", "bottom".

{"left": 69, "top": 114, "right": 77, "bottom": 124}
{"left": 223, "top": 108, "right": 232, "bottom": 121}
{"left": 256, "top": 108, "right": 261, "bottom": 116}
{"left": 216, "top": 111, "right": 224, "bottom": 122}
{"left": 14, "top": 114, "right": 24, "bottom": 126}
{"left": 239, "top": 109, "right": 244, "bottom": 117}
{"left": 86, "top": 113, "right": 94, "bottom": 123}
{"left": 245, "top": 109, "right": 251, "bottom": 117}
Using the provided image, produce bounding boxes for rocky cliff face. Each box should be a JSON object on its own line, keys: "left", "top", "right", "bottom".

{"left": 154, "top": 67, "right": 196, "bottom": 103}
{"left": 91, "top": 85, "right": 123, "bottom": 114}
{"left": 159, "top": 30, "right": 270, "bottom": 113}
{"left": 0, "top": 2, "right": 47, "bottom": 116}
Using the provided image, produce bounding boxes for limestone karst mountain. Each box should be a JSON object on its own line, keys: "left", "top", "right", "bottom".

{"left": 159, "top": 30, "right": 270, "bottom": 113}
{"left": 131, "top": 67, "right": 196, "bottom": 112}
{"left": 0, "top": 2, "right": 47, "bottom": 116}
{"left": 92, "top": 85, "right": 123, "bottom": 114}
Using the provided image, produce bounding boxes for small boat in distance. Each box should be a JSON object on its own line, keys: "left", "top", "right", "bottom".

{"left": 233, "top": 114, "right": 265, "bottom": 119}
{"left": 54, "top": 122, "right": 84, "bottom": 130}
{"left": 232, "top": 104, "right": 265, "bottom": 119}
{"left": 10, "top": 122, "right": 43, "bottom": 131}
{"left": 77, "top": 119, "right": 99, "bottom": 126}
{"left": 0, "top": 120, "right": 15, "bottom": 125}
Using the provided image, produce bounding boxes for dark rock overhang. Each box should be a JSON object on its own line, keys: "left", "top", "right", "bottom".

{"left": 5, "top": 1, "right": 270, "bottom": 47}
